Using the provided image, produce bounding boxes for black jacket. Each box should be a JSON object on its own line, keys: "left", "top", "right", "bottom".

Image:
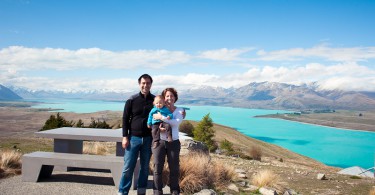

{"left": 122, "top": 92, "right": 155, "bottom": 137}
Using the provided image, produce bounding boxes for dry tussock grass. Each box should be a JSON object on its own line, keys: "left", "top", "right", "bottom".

{"left": 83, "top": 141, "right": 109, "bottom": 155}
{"left": 207, "top": 159, "right": 237, "bottom": 189}
{"left": 179, "top": 152, "right": 236, "bottom": 194}
{"left": 369, "top": 187, "right": 375, "bottom": 195}
{"left": 0, "top": 150, "right": 22, "bottom": 178}
{"left": 251, "top": 169, "right": 280, "bottom": 188}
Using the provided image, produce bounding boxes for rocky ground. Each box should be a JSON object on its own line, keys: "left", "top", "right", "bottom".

{"left": 210, "top": 154, "right": 374, "bottom": 194}
{"left": 0, "top": 106, "right": 374, "bottom": 194}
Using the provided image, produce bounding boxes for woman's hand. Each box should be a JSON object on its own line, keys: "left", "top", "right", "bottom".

{"left": 182, "top": 109, "right": 186, "bottom": 119}
{"left": 153, "top": 112, "right": 162, "bottom": 120}
{"left": 159, "top": 123, "right": 166, "bottom": 132}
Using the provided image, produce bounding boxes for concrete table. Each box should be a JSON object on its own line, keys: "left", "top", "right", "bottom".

{"left": 35, "top": 127, "right": 124, "bottom": 156}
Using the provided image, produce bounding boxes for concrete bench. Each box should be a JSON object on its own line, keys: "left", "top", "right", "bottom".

{"left": 22, "top": 151, "right": 123, "bottom": 188}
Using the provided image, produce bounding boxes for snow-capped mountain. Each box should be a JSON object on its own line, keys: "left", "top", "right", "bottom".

{"left": 4, "top": 82, "right": 375, "bottom": 110}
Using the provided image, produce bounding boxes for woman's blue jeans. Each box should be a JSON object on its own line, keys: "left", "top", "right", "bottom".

{"left": 118, "top": 135, "right": 152, "bottom": 195}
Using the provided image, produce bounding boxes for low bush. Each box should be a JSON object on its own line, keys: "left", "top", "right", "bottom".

{"left": 220, "top": 139, "right": 234, "bottom": 152}
{"left": 179, "top": 121, "right": 194, "bottom": 137}
{"left": 349, "top": 175, "right": 361, "bottom": 179}
{"left": 250, "top": 146, "right": 262, "bottom": 161}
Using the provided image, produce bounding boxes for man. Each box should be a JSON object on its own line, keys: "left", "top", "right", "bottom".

{"left": 118, "top": 74, "right": 155, "bottom": 195}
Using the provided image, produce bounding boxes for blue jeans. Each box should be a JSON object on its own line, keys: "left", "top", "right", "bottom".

{"left": 118, "top": 136, "right": 152, "bottom": 195}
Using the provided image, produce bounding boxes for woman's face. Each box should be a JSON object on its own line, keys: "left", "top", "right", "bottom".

{"left": 164, "top": 91, "right": 175, "bottom": 106}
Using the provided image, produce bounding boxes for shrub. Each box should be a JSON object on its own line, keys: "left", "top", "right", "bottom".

{"left": 179, "top": 121, "right": 194, "bottom": 137}
{"left": 251, "top": 169, "right": 280, "bottom": 188}
{"left": 238, "top": 153, "right": 253, "bottom": 160}
{"left": 40, "top": 112, "right": 74, "bottom": 131}
{"left": 220, "top": 139, "right": 234, "bottom": 152}
{"left": 349, "top": 175, "right": 361, "bottom": 179}
{"left": 88, "top": 118, "right": 112, "bottom": 129}
{"left": 0, "top": 150, "right": 22, "bottom": 178}
{"left": 76, "top": 119, "right": 84, "bottom": 127}
{"left": 250, "top": 146, "right": 262, "bottom": 161}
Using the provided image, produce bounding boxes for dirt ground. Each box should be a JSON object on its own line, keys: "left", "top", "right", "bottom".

{"left": 0, "top": 107, "right": 122, "bottom": 138}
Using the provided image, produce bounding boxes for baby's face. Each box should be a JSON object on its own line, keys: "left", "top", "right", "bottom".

{"left": 154, "top": 99, "right": 164, "bottom": 109}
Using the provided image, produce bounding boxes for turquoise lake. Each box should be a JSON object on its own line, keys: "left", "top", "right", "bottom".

{"left": 30, "top": 98, "right": 375, "bottom": 169}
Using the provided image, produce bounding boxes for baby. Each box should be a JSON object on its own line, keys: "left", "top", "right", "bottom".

{"left": 147, "top": 95, "right": 173, "bottom": 148}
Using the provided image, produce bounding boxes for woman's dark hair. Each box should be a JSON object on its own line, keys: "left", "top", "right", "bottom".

{"left": 161, "top": 88, "right": 178, "bottom": 103}
{"left": 138, "top": 74, "right": 153, "bottom": 84}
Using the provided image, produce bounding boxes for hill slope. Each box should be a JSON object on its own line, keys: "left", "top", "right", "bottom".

{"left": 207, "top": 122, "right": 374, "bottom": 195}
{"left": 0, "top": 84, "right": 22, "bottom": 100}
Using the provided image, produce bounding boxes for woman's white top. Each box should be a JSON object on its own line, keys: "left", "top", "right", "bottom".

{"left": 160, "top": 107, "right": 184, "bottom": 141}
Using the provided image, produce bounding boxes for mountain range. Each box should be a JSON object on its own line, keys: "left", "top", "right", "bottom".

{"left": 3, "top": 82, "right": 375, "bottom": 111}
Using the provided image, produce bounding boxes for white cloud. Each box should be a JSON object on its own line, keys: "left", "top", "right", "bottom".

{"left": 1, "top": 46, "right": 375, "bottom": 92}
{"left": 198, "top": 48, "right": 253, "bottom": 61}
{"left": 256, "top": 45, "right": 375, "bottom": 62}
{"left": 317, "top": 77, "right": 375, "bottom": 91}
{"left": 181, "top": 62, "right": 375, "bottom": 91}
{"left": 2, "top": 62, "right": 375, "bottom": 92}
{"left": 0, "top": 46, "right": 191, "bottom": 71}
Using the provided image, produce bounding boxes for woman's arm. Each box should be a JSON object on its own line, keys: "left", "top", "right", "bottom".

{"left": 161, "top": 108, "right": 184, "bottom": 126}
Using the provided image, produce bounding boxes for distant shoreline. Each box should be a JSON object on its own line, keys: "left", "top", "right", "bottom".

{"left": 2, "top": 100, "right": 374, "bottom": 133}
{"left": 255, "top": 112, "right": 375, "bottom": 132}
{"left": 261, "top": 116, "right": 375, "bottom": 133}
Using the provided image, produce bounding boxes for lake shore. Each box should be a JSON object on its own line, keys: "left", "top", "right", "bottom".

{"left": 255, "top": 110, "right": 375, "bottom": 132}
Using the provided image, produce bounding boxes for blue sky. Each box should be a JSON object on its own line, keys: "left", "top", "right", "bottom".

{"left": 1, "top": 0, "right": 375, "bottom": 92}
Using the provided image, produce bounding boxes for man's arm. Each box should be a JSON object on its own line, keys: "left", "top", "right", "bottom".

{"left": 122, "top": 137, "right": 129, "bottom": 149}
{"left": 122, "top": 99, "right": 132, "bottom": 148}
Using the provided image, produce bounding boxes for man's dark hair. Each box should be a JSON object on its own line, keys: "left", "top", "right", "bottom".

{"left": 138, "top": 74, "right": 153, "bottom": 84}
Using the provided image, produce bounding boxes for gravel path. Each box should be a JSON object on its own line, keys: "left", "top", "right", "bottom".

{"left": 0, "top": 171, "right": 168, "bottom": 195}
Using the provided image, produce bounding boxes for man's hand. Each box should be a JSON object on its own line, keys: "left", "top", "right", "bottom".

{"left": 122, "top": 137, "right": 129, "bottom": 149}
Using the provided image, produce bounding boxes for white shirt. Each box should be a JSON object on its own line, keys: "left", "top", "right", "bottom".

{"left": 160, "top": 107, "right": 184, "bottom": 141}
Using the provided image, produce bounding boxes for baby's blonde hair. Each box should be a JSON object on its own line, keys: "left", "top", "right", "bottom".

{"left": 153, "top": 95, "right": 165, "bottom": 104}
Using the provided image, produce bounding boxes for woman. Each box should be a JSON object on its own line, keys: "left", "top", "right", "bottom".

{"left": 152, "top": 88, "right": 184, "bottom": 195}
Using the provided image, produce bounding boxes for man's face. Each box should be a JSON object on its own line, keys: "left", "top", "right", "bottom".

{"left": 139, "top": 77, "right": 152, "bottom": 95}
